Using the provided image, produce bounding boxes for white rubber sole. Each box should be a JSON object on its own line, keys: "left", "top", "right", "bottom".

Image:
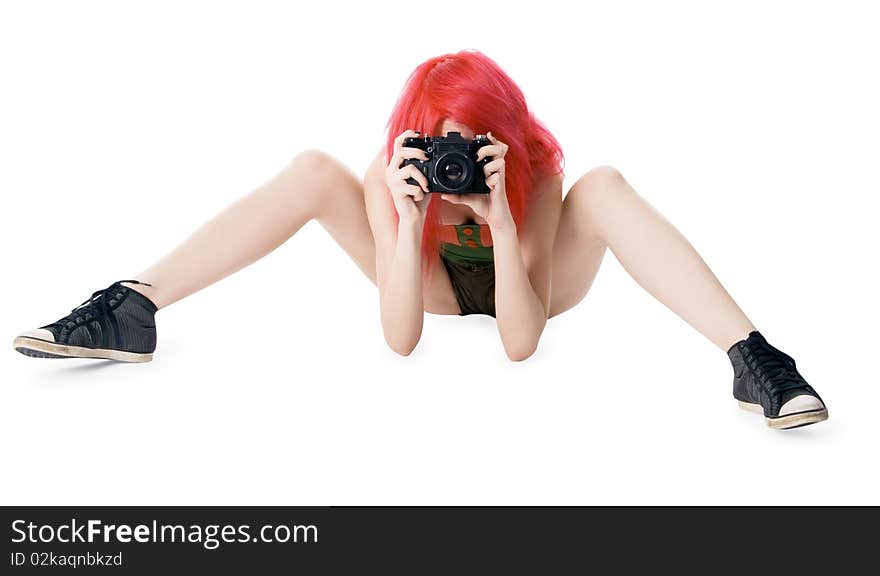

{"left": 738, "top": 400, "right": 828, "bottom": 430}
{"left": 13, "top": 336, "right": 153, "bottom": 363}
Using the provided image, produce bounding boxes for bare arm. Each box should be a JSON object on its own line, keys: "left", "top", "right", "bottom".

{"left": 364, "top": 137, "right": 431, "bottom": 355}
{"left": 439, "top": 131, "right": 563, "bottom": 362}
{"left": 492, "top": 173, "right": 562, "bottom": 361}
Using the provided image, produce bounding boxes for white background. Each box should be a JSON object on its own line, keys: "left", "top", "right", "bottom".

{"left": 2, "top": 0, "right": 878, "bottom": 505}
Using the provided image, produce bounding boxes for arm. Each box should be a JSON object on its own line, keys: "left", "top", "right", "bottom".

{"left": 440, "top": 131, "right": 562, "bottom": 361}
{"left": 492, "top": 172, "right": 562, "bottom": 361}
{"left": 364, "top": 145, "right": 430, "bottom": 355}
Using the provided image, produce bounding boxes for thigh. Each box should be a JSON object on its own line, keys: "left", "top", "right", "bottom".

{"left": 549, "top": 182, "right": 607, "bottom": 317}
{"left": 306, "top": 152, "right": 377, "bottom": 284}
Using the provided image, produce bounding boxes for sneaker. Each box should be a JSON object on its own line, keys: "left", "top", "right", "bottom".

{"left": 727, "top": 331, "right": 828, "bottom": 429}
{"left": 13, "top": 280, "right": 157, "bottom": 363}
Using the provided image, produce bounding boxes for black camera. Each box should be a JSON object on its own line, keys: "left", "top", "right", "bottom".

{"left": 400, "top": 131, "right": 493, "bottom": 194}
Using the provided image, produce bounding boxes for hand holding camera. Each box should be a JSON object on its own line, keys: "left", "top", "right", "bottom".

{"left": 400, "top": 131, "right": 493, "bottom": 194}
{"left": 385, "top": 129, "right": 433, "bottom": 224}
{"left": 436, "top": 131, "right": 512, "bottom": 230}
{"left": 386, "top": 128, "right": 510, "bottom": 229}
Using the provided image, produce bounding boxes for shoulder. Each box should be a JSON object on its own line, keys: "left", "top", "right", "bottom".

{"left": 523, "top": 171, "right": 563, "bottom": 230}
{"left": 363, "top": 146, "right": 393, "bottom": 234}
{"left": 516, "top": 171, "right": 563, "bottom": 262}
{"left": 365, "top": 146, "right": 387, "bottom": 184}
{"left": 535, "top": 171, "right": 563, "bottom": 197}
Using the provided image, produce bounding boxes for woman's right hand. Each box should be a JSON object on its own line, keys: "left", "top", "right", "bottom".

{"left": 385, "top": 129, "right": 432, "bottom": 224}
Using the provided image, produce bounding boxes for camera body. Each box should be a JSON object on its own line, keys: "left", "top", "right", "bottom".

{"left": 401, "top": 131, "right": 492, "bottom": 194}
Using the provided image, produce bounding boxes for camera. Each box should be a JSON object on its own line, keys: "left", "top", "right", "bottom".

{"left": 400, "top": 131, "right": 493, "bottom": 194}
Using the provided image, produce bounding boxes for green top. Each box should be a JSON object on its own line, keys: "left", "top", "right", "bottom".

{"left": 440, "top": 223, "right": 494, "bottom": 265}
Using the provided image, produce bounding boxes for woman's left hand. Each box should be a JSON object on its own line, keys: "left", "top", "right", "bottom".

{"left": 440, "top": 132, "right": 514, "bottom": 230}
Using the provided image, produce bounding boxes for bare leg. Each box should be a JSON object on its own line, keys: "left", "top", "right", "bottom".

{"left": 550, "top": 166, "right": 755, "bottom": 351}
{"left": 132, "top": 150, "right": 376, "bottom": 309}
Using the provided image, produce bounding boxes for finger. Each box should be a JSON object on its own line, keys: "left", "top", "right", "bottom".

{"left": 394, "top": 129, "right": 418, "bottom": 150}
{"left": 392, "top": 147, "right": 429, "bottom": 170}
{"left": 441, "top": 193, "right": 482, "bottom": 206}
{"left": 484, "top": 132, "right": 509, "bottom": 157}
{"left": 439, "top": 193, "right": 467, "bottom": 205}
{"left": 399, "top": 147, "right": 430, "bottom": 161}
{"left": 476, "top": 144, "right": 504, "bottom": 162}
{"left": 397, "top": 164, "right": 429, "bottom": 192}
{"left": 402, "top": 165, "right": 430, "bottom": 193}
{"left": 397, "top": 184, "right": 426, "bottom": 200}
{"left": 393, "top": 129, "right": 421, "bottom": 152}
{"left": 486, "top": 172, "right": 501, "bottom": 189}
{"left": 482, "top": 158, "right": 504, "bottom": 178}
{"left": 486, "top": 131, "right": 508, "bottom": 149}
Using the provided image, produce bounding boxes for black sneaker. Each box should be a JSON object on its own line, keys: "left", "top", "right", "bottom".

{"left": 727, "top": 331, "right": 827, "bottom": 429}
{"left": 13, "top": 280, "right": 158, "bottom": 363}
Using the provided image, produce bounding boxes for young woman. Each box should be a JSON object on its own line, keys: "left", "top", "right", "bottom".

{"left": 13, "top": 50, "right": 827, "bottom": 430}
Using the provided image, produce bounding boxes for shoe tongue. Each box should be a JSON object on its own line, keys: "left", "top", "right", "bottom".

{"left": 746, "top": 331, "right": 766, "bottom": 344}
{"left": 728, "top": 331, "right": 763, "bottom": 355}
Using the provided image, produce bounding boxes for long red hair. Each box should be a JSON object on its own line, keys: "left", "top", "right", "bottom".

{"left": 384, "top": 49, "right": 564, "bottom": 280}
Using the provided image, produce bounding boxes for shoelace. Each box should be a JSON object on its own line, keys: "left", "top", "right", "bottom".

{"left": 59, "top": 279, "right": 152, "bottom": 329}
{"left": 748, "top": 338, "right": 809, "bottom": 398}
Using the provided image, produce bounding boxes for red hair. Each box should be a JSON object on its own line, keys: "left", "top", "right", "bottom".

{"left": 384, "top": 49, "right": 564, "bottom": 281}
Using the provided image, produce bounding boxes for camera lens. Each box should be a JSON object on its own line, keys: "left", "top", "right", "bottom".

{"left": 436, "top": 153, "right": 473, "bottom": 192}
{"left": 443, "top": 162, "right": 464, "bottom": 183}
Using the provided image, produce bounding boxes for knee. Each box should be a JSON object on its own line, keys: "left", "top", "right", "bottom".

{"left": 584, "top": 164, "right": 624, "bottom": 184}
{"left": 574, "top": 165, "right": 625, "bottom": 196}
{"left": 280, "top": 149, "right": 342, "bottom": 205}
{"left": 568, "top": 165, "right": 628, "bottom": 213}
{"left": 286, "top": 149, "right": 339, "bottom": 182}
